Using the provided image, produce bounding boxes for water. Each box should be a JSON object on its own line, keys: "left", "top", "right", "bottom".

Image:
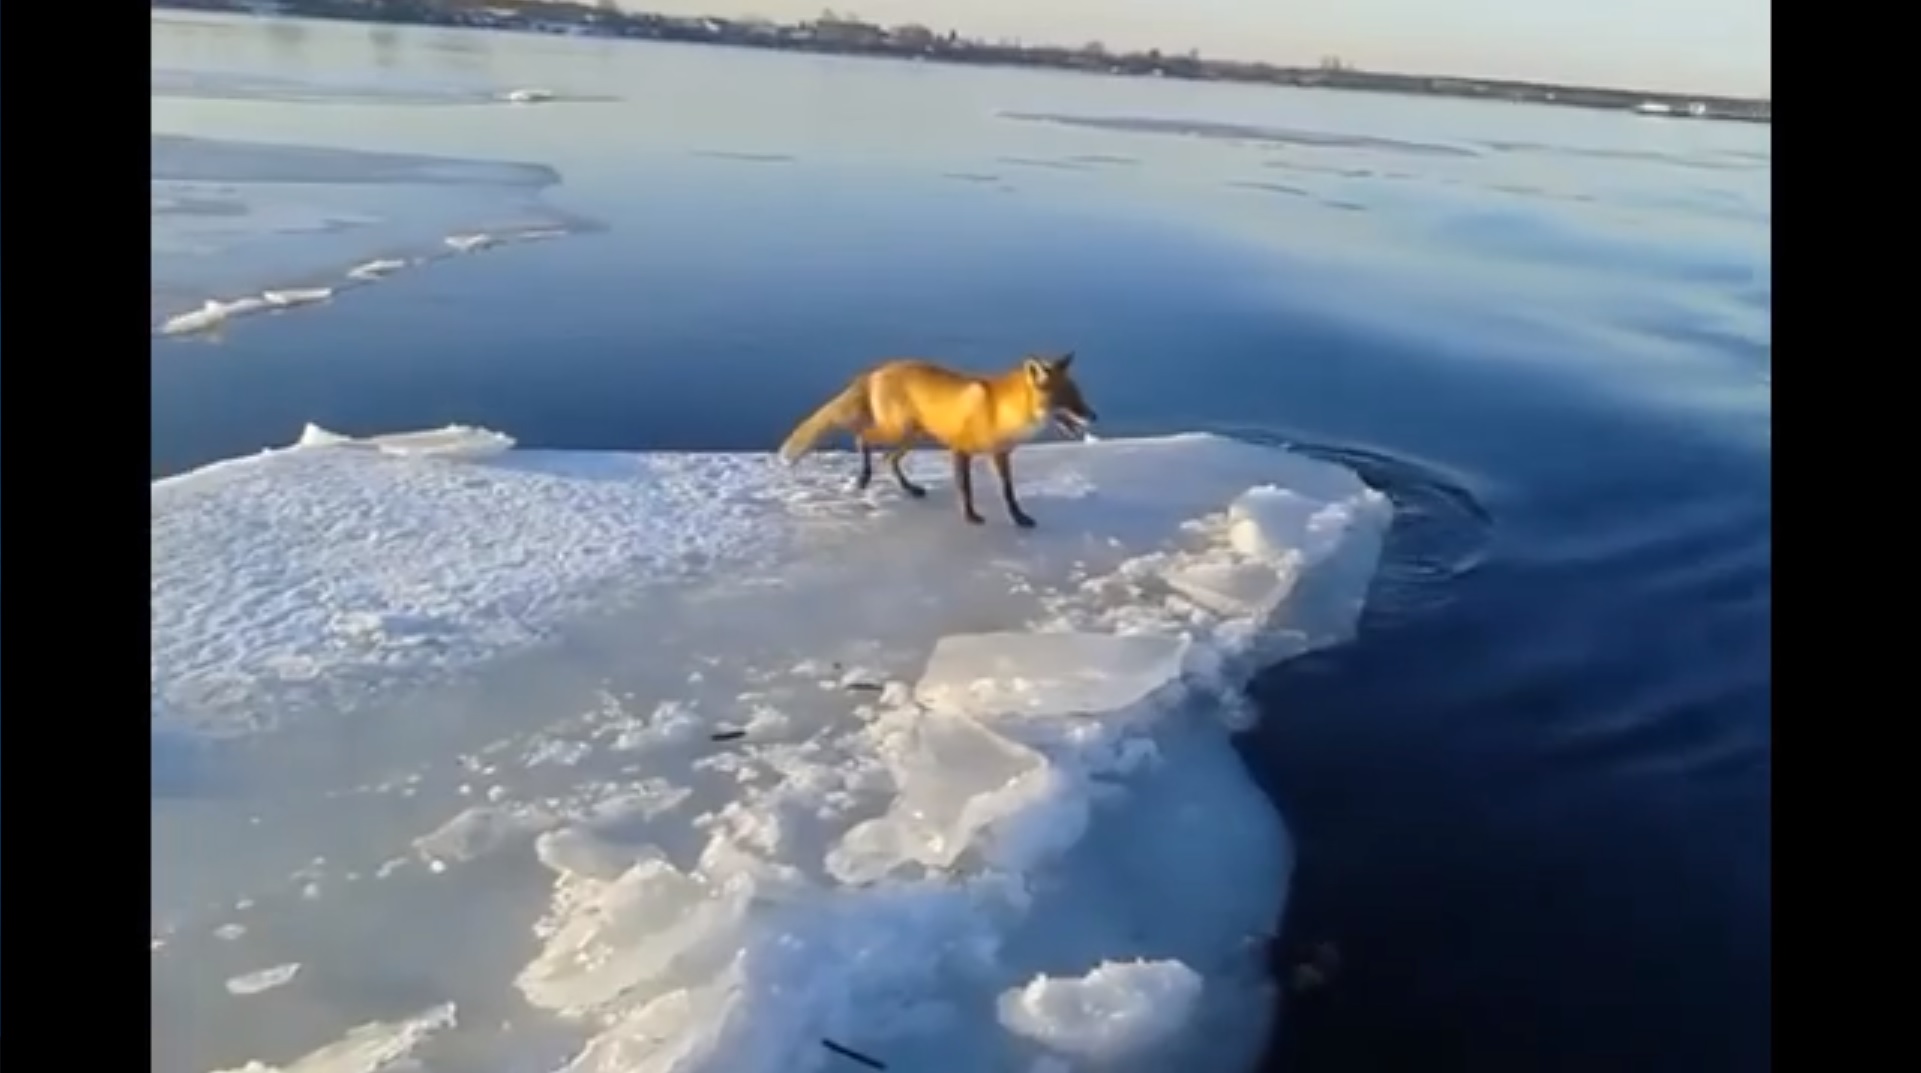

{"left": 151, "top": 12, "right": 1769, "bottom": 1073}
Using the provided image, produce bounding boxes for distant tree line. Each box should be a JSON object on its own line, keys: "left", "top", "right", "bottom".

{"left": 150, "top": 1, "right": 1770, "bottom": 122}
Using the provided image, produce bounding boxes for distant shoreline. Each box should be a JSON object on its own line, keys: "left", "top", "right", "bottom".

{"left": 152, "top": 1, "right": 1771, "bottom": 126}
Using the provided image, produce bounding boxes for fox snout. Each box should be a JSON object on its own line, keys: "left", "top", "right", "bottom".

{"left": 1059, "top": 400, "right": 1096, "bottom": 423}
{"left": 1053, "top": 407, "right": 1095, "bottom": 438}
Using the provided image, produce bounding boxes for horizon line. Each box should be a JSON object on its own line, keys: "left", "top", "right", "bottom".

{"left": 604, "top": 2, "right": 1771, "bottom": 102}
{"left": 156, "top": 1, "right": 1774, "bottom": 105}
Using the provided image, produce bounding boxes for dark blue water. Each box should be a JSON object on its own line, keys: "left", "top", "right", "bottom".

{"left": 1251, "top": 432, "right": 1768, "bottom": 1071}
{"left": 152, "top": 14, "right": 1769, "bottom": 1072}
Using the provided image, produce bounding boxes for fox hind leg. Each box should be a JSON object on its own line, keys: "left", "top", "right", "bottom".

{"left": 853, "top": 434, "right": 875, "bottom": 491}
{"left": 883, "top": 443, "right": 926, "bottom": 498}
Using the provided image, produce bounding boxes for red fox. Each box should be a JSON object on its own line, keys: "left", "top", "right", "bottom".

{"left": 777, "top": 352, "right": 1099, "bottom": 527}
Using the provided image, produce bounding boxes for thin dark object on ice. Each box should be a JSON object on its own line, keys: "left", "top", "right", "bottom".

{"left": 821, "top": 1038, "right": 887, "bottom": 1069}
{"left": 709, "top": 729, "right": 747, "bottom": 742}
{"left": 844, "top": 682, "right": 884, "bottom": 693}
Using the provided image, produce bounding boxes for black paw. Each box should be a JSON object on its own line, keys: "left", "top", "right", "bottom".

{"left": 901, "top": 483, "right": 928, "bottom": 499}
{"left": 1010, "top": 511, "right": 1037, "bottom": 529}
{"left": 964, "top": 511, "right": 987, "bottom": 525}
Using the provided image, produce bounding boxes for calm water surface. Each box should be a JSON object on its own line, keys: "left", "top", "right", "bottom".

{"left": 152, "top": 13, "right": 1770, "bottom": 1072}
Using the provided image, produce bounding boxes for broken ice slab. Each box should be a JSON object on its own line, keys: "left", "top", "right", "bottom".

{"left": 828, "top": 708, "right": 1082, "bottom": 884}
{"left": 913, "top": 632, "right": 1191, "bottom": 721}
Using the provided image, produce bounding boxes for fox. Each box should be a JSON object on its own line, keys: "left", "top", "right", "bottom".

{"left": 777, "top": 351, "right": 1099, "bottom": 528}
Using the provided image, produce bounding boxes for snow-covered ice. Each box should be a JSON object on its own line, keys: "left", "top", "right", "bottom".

{"left": 151, "top": 425, "right": 1391, "bottom": 1073}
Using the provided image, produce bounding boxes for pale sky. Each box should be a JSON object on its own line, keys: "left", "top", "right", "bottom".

{"left": 617, "top": 0, "right": 1770, "bottom": 97}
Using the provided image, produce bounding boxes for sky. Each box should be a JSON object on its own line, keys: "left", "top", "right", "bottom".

{"left": 616, "top": 0, "right": 1770, "bottom": 97}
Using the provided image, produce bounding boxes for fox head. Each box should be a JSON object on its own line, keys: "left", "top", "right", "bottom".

{"left": 1022, "top": 351, "right": 1098, "bottom": 438}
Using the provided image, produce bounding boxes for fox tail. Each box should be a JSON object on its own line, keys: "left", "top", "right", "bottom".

{"left": 777, "top": 374, "right": 869, "bottom": 465}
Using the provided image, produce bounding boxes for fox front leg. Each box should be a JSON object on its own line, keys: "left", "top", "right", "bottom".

{"left": 991, "top": 450, "right": 1036, "bottom": 528}
{"left": 953, "top": 451, "right": 986, "bottom": 525}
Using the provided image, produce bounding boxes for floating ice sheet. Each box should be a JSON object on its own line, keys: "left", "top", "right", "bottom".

{"left": 151, "top": 429, "right": 1391, "bottom": 1073}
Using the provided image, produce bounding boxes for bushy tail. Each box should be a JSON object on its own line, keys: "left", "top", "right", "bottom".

{"left": 778, "top": 375, "right": 869, "bottom": 465}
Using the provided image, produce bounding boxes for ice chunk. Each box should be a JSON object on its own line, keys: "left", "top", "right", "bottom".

{"left": 295, "top": 422, "right": 516, "bottom": 460}
{"left": 1156, "top": 483, "right": 1381, "bottom": 620}
{"left": 263, "top": 287, "right": 333, "bottom": 307}
{"left": 998, "top": 959, "right": 1204, "bottom": 1061}
{"left": 412, "top": 804, "right": 556, "bottom": 867}
{"left": 208, "top": 1003, "right": 456, "bottom": 1073}
{"left": 152, "top": 429, "right": 1392, "bottom": 1073}
{"left": 1228, "top": 483, "right": 1367, "bottom": 565}
{"left": 1162, "top": 559, "right": 1298, "bottom": 618}
{"left": 829, "top": 709, "right": 1082, "bottom": 884}
{"left": 914, "top": 632, "right": 1190, "bottom": 721}
{"left": 604, "top": 699, "right": 705, "bottom": 754}
{"left": 158, "top": 296, "right": 270, "bottom": 337}
{"left": 293, "top": 422, "right": 356, "bottom": 449}
{"left": 226, "top": 962, "right": 301, "bottom": 996}
{"left": 517, "top": 852, "right": 751, "bottom": 1013}
{"left": 346, "top": 258, "right": 408, "bottom": 281}
{"left": 535, "top": 825, "right": 656, "bottom": 882}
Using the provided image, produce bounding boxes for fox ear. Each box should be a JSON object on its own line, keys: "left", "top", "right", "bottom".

{"left": 1024, "top": 357, "right": 1050, "bottom": 384}
{"left": 1055, "top": 351, "right": 1075, "bottom": 370}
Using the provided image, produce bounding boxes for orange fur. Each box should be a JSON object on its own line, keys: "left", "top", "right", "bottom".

{"left": 857, "top": 361, "right": 1040, "bottom": 454}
